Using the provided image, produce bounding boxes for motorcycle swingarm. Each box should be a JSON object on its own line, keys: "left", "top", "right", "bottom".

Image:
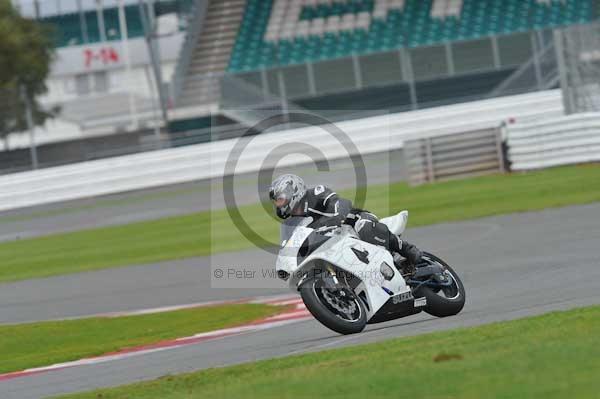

{"left": 406, "top": 264, "right": 453, "bottom": 290}
{"left": 412, "top": 264, "right": 444, "bottom": 279}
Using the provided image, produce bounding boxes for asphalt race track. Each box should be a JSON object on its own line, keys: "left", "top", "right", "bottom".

{"left": 0, "top": 248, "right": 288, "bottom": 324}
{"left": 0, "top": 150, "right": 403, "bottom": 242}
{"left": 1, "top": 203, "right": 600, "bottom": 398}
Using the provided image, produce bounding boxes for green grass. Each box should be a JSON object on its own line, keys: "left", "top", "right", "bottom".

{"left": 0, "top": 303, "right": 281, "bottom": 374}
{"left": 2, "top": 164, "right": 600, "bottom": 283}
{"left": 54, "top": 305, "right": 600, "bottom": 399}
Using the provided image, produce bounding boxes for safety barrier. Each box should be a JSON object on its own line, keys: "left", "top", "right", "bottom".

{"left": 0, "top": 90, "right": 563, "bottom": 212}
{"left": 405, "top": 128, "right": 505, "bottom": 185}
{"left": 505, "top": 112, "right": 600, "bottom": 170}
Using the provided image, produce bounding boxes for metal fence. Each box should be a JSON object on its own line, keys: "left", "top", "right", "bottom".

{"left": 221, "top": 29, "right": 554, "bottom": 113}
{"left": 0, "top": 106, "right": 249, "bottom": 175}
{"left": 405, "top": 128, "right": 505, "bottom": 185}
{"left": 0, "top": 85, "right": 41, "bottom": 171}
{"left": 0, "top": 70, "right": 184, "bottom": 174}
{"left": 488, "top": 29, "right": 558, "bottom": 98}
{"left": 555, "top": 21, "right": 600, "bottom": 114}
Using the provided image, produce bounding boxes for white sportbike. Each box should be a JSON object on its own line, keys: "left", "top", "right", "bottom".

{"left": 276, "top": 211, "right": 466, "bottom": 334}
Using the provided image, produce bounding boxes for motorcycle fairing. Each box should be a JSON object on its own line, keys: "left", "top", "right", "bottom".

{"left": 277, "top": 226, "right": 413, "bottom": 321}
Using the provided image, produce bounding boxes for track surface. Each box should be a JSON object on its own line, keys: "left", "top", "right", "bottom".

{"left": 0, "top": 248, "right": 288, "bottom": 324}
{"left": 1, "top": 203, "right": 600, "bottom": 398}
{"left": 0, "top": 151, "right": 403, "bottom": 242}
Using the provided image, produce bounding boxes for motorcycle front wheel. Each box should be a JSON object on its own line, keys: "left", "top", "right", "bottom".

{"left": 299, "top": 276, "right": 367, "bottom": 335}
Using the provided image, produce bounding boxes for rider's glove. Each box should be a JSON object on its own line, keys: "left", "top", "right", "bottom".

{"left": 315, "top": 225, "right": 338, "bottom": 235}
{"left": 342, "top": 211, "right": 359, "bottom": 227}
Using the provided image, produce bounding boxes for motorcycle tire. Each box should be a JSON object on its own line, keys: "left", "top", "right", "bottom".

{"left": 415, "top": 252, "right": 466, "bottom": 317}
{"left": 300, "top": 277, "right": 367, "bottom": 335}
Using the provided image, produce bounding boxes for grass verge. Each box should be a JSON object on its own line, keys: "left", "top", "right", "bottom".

{"left": 54, "top": 305, "right": 600, "bottom": 399}
{"left": 0, "top": 303, "right": 280, "bottom": 374}
{"left": 2, "top": 164, "right": 600, "bottom": 283}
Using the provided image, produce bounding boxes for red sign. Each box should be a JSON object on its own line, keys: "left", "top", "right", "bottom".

{"left": 83, "top": 47, "right": 120, "bottom": 68}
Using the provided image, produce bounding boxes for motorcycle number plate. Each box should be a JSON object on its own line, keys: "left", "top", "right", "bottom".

{"left": 414, "top": 297, "right": 427, "bottom": 307}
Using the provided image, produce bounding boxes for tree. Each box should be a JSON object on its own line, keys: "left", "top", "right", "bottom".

{"left": 0, "top": 0, "right": 56, "bottom": 147}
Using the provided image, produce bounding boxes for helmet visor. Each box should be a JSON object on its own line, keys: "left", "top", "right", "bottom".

{"left": 271, "top": 193, "right": 290, "bottom": 208}
{"left": 269, "top": 185, "right": 292, "bottom": 209}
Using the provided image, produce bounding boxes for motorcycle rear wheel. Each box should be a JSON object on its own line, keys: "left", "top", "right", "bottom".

{"left": 414, "top": 252, "right": 466, "bottom": 317}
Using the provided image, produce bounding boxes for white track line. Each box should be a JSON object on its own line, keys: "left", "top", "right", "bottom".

{"left": 0, "top": 297, "right": 309, "bottom": 382}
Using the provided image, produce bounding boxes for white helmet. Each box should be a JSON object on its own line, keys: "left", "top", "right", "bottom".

{"left": 269, "top": 174, "right": 306, "bottom": 219}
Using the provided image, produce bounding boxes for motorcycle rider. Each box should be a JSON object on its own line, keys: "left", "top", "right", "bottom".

{"left": 269, "top": 174, "right": 422, "bottom": 265}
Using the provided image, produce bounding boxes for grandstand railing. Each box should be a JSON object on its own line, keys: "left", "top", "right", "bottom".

{"left": 220, "top": 71, "right": 311, "bottom": 127}
{"left": 554, "top": 21, "right": 600, "bottom": 115}
{"left": 170, "top": 0, "right": 209, "bottom": 106}
{"left": 489, "top": 29, "right": 559, "bottom": 98}
{"left": 221, "top": 29, "right": 545, "bottom": 114}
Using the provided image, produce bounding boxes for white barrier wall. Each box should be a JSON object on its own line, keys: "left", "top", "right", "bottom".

{"left": 0, "top": 90, "right": 564, "bottom": 212}
{"left": 505, "top": 112, "right": 600, "bottom": 170}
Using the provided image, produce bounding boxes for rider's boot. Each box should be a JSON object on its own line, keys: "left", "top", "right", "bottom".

{"left": 390, "top": 235, "right": 422, "bottom": 265}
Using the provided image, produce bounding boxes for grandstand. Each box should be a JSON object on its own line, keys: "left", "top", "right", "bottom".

{"left": 204, "top": 0, "right": 594, "bottom": 123}
{"left": 2, "top": 0, "right": 598, "bottom": 172}
{"left": 229, "top": 0, "right": 593, "bottom": 72}
{"left": 19, "top": 0, "right": 598, "bottom": 115}
{"left": 174, "top": 0, "right": 247, "bottom": 108}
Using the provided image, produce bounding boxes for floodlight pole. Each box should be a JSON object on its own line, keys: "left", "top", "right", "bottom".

{"left": 138, "top": 0, "right": 170, "bottom": 133}
{"left": 118, "top": 0, "right": 139, "bottom": 130}
{"left": 554, "top": 28, "right": 574, "bottom": 114}
{"left": 20, "top": 85, "right": 39, "bottom": 170}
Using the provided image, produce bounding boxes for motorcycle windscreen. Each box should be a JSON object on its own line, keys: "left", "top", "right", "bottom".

{"left": 279, "top": 216, "right": 313, "bottom": 246}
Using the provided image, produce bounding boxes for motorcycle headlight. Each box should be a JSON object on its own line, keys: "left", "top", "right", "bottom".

{"left": 380, "top": 262, "right": 394, "bottom": 281}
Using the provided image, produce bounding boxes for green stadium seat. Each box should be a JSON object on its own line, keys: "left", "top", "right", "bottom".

{"left": 229, "top": 0, "right": 594, "bottom": 73}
